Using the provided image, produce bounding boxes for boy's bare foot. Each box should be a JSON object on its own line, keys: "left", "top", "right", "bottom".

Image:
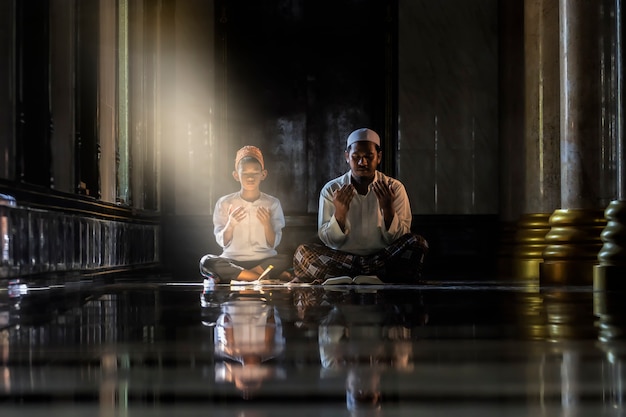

{"left": 201, "top": 268, "right": 220, "bottom": 284}
{"left": 203, "top": 275, "right": 220, "bottom": 285}
{"left": 236, "top": 269, "right": 264, "bottom": 281}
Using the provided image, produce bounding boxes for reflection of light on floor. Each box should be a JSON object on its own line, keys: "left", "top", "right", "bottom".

{"left": 0, "top": 276, "right": 623, "bottom": 415}
{"left": 163, "top": 282, "right": 204, "bottom": 286}
{"left": 1, "top": 330, "right": 8, "bottom": 393}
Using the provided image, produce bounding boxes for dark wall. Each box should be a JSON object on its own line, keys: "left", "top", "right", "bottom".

{"left": 162, "top": 0, "right": 503, "bottom": 280}
{"left": 214, "top": 0, "right": 393, "bottom": 213}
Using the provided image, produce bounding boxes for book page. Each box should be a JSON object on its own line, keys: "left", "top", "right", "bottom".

{"left": 352, "top": 275, "right": 384, "bottom": 285}
{"left": 321, "top": 276, "right": 353, "bottom": 285}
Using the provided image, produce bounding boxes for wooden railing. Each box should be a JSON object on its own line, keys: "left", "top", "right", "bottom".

{"left": 0, "top": 182, "right": 160, "bottom": 279}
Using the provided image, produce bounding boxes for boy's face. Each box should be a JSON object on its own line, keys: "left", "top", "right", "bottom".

{"left": 233, "top": 160, "right": 267, "bottom": 191}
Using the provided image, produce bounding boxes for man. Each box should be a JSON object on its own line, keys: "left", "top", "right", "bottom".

{"left": 293, "top": 128, "right": 428, "bottom": 283}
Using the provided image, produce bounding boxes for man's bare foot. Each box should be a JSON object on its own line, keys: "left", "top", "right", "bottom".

{"left": 278, "top": 270, "right": 294, "bottom": 281}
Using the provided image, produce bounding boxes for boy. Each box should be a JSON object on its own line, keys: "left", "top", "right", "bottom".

{"left": 200, "top": 145, "right": 293, "bottom": 283}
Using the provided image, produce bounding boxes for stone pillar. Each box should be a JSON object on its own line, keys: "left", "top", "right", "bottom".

{"left": 595, "top": 0, "right": 626, "bottom": 291}
{"left": 512, "top": 0, "right": 561, "bottom": 281}
{"left": 541, "top": 0, "right": 608, "bottom": 285}
{"left": 497, "top": 0, "right": 525, "bottom": 277}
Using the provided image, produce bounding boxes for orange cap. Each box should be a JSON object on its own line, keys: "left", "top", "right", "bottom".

{"left": 235, "top": 146, "right": 264, "bottom": 170}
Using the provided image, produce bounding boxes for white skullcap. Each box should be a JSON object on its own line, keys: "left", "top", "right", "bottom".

{"left": 346, "top": 128, "right": 381, "bottom": 149}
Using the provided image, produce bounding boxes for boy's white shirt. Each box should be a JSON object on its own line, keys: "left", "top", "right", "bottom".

{"left": 213, "top": 191, "right": 285, "bottom": 261}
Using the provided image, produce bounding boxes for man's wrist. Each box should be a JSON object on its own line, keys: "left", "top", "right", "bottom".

{"left": 333, "top": 214, "right": 347, "bottom": 232}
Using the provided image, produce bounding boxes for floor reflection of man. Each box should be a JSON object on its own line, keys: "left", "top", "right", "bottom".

{"left": 346, "top": 367, "right": 382, "bottom": 416}
{"left": 214, "top": 298, "right": 285, "bottom": 399}
{"left": 317, "top": 302, "right": 420, "bottom": 416}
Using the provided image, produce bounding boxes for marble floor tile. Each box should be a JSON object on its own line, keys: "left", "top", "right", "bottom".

{"left": 0, "top": 275, "right": 624, "bottom": 416}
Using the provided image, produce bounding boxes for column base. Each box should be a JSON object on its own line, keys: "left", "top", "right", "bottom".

{"left": 540, "top": 209, "right": 606, "bottom": 286}
{"left": 540, "top": 261, "right": 596, "bottom": 286}
{"left": 511, "top": 213, "right": 551, "bottom": 281}
{"left": 513, "top": 259, "right": 543, "bottom": 281}
{"left": 595, "top": 200, "right": 626, "bottom": 291}
{"left": 594, "top": 265, "right": 626, "bottom": 291}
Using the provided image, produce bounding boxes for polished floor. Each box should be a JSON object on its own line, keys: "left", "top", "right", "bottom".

{"left": 0, "top": 272, "right": 625, "bottom": 416}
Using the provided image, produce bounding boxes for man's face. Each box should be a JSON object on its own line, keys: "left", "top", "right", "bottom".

{"left": 345, "top": 141, "right": 381, "bottom": 181}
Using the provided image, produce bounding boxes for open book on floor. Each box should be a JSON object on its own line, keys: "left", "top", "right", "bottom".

{"left": 321, "top": 275, "right": 384, "bottom": 286}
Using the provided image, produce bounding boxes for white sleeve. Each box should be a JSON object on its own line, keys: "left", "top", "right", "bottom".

{"left": 213, "top": 199, "right": 230, "bottom": 248}
{"left": 270, "top": 199, "right": 285, "bottom": 249}
{"left": 381, "top": 180, "right": 412, "bottom": 243}
{"left": 318, "top": 182, "right": 349, "bottom": 249}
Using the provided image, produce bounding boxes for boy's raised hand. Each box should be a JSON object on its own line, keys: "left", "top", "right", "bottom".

{"left": 256, "top": 206, "right": 272, "bottom": 228}
{"left": 227, "top": 205, "right": 247, "bottom": 227}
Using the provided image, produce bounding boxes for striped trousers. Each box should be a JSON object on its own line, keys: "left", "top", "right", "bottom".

{"left": 293, "top": 233, "right": 428, "bottom": 284}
